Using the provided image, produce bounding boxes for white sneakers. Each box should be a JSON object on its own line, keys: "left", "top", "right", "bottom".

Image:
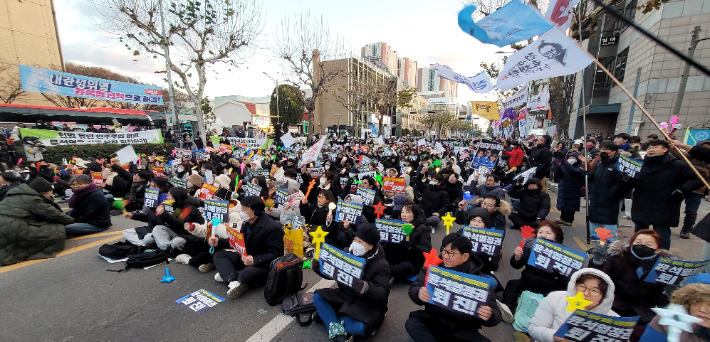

{"left": 214, "top": 272, "right": 223, "bottom": 282}
{"left": 227, "top": 281, "right": 248, "bottom": 299}
{"left": 497, "top": 300, "right": 515, "bottom": 324}
{"left": 175, "top": 254, "right": 192, "bottom": 265}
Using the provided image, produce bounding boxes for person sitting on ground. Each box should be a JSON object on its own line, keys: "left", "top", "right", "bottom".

{"left": 639, "top": 273, "right": 710, "bottom": 342}
{"left": 406, "top": 233, "right": 502, "bottom": 342}
{"left": 468, "top": 173, "right": 507, "bottom": 200}
{"left": 312, "top": 224, "right": 391, "bottom": 341}
{"left": 499, "top": 221, "right": 567, "bottom": 322}
{"left": 0, "top": 172, "right": 23, "bottom": 202}
{"left": 65, "top": 175, "right": 112, "bottom": 237}
{"left": 210, "top": 196, "right": 283, "bottom": 299}
{"left": 0, "top": 178, "right": 75, "bottom": 266}
{"left": 528, "top": 268, "right": 618, "bottom": 342}
{"left": 508, "top": 178, "right": 550, "bottom": 230}
{"left": 384, "top": 201, "right": 432, "bottom": 283}
{"left": 121, "top": 177, "right": 171, "bottom": 246}
{"left": 455, "top": 195, "right": 511, "bottom": 230}
{"left": 456, "top": 208, "right": 504, "bottom": 279}
{"left": 110, "top": 162, "right": 152, "bottom": 213}
{"left": 151, "top": 187, "right": 205, "bottom": 252}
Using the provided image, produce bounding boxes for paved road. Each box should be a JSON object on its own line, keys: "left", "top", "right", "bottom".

{"left": 1, "top": 192, "right": 707, "bottom": 342}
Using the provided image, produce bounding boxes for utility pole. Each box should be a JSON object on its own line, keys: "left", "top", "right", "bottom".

{"left": 672, "top": 26, "right": 706, "bottom": 117}
{"left": 159, "top": 0, "right": 178, "bottom": 135}
{"left": 263, "top": 72, "right": 280, "bottom": 124}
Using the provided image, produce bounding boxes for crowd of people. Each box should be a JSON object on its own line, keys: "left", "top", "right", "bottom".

{"left": 1, "top": 126, "right": 710, "bottom": 342}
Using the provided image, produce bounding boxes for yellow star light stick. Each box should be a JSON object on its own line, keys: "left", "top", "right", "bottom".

{"left": 309, "top": 226, "right": 329, "bottom": 260}
{"left": 442, "top": 212, "right": 456, "bottom": 235}
{"left": 565, "top": 291, "right": 592, "bottom": 312}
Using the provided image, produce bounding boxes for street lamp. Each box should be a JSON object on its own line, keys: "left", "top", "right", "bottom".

{"left": 263, "top": 72, "right": 280, "bottom": 124}
{"left": 333, "top": 113, "right": 342, "bottom": 136}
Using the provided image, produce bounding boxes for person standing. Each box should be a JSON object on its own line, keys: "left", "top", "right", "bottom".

{"left": 582, "top": 142, "right": 626, "bottom": 240}
{"left": 527, "top": 135, "right": 552, "bottom": 190}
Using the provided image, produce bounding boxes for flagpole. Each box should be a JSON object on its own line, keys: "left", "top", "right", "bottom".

{"left": 571, "top": 38, "right": 710, "bottom": 191}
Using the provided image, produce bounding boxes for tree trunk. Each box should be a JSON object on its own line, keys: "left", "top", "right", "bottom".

{"left": 548, "top": 76, "right": 574, "bottom": 140}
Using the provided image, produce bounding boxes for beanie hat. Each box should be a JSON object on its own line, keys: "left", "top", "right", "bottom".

{"left": 29, "top": 178, "right": 53, "bottom": 193}
{"left": 355, "top": 224, "right": 380, "bottom": 246}
{"left": 186, "top": 174, "right": 204, "bottom": 186}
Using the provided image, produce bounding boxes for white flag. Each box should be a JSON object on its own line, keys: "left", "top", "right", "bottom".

{"left": 502, "top": 83, "right": 529, "bottom": 109}
{"left": 116, "top": 145, "right": 138, "bottom": 165}
{"left": 377, "top": 136, "right": 384, "bottom": 145}
{"left": 546, "top": 0, "right": 581, "bottom": 30}
{"left": 496, "top": 28, "right": 593, "bottom": 91}
{"left": 281, "top": 132, "right": 295, "bottom": 148}
{"left": 431, "top": 64, "right": 494, "bottom": 93}
{"left": 528, "top": 86, "right": 549, "bottom": 111}
{"left": 300, "top": 136, "right": 326, "bottom": 165}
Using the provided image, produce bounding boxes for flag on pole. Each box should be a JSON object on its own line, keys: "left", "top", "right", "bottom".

{"left": 371, "top": 123, "right": 378, "bottom": 136}
{"left": 546, "top": 0, "right": 581, "bottom": 30}
{"left": 431, "top": 64, "right": 494, "bottom": 93}
{"left": 496, "top": 28, "right": 594, "bottom": 91}
{"left": 458, "top": 1, "right": 555, "bottom": 47}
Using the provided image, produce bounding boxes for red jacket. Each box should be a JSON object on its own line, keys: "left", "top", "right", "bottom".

{"left": 504, "top": 147, "right": 524, "bottom": 168}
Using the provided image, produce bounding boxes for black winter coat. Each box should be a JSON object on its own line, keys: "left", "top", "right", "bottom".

{"left": 630, "top": 153, "right": 703, "bottom": 227}
{"left": 553, "top": 157, "right": 584, "bottom": 212}
{"left": 418, "top": 183, "right": 449, "bottom": 217}
{"left": 314, "top": 244, "right": 391, "bottom": 335}
{"left": 69, "top": 187, "right": 112, "bottom": 228}
{"left": 588, "top": 155, "right": 625, "bottom": 224}
{"left": 508, "top": 179, "right": 550, "bottom": 220}
{"left": 299, "top": 201, "right": 339, "bottom": 245}
{"left": 444, "top": 180, "right": 464, "bottom": 204}
{"left": 469, "top": 182, "right": 507, "bottom": 200}
{"left": 408, "top": 256, "right": 502, "bottom": 341}
{"left": 383, "top": 215, "right": 431, "bottom": 269}
{"left": 529, "top": 145, "right": 552, "bottom": 179}
{"left": 510, "top": 238, "right": 568, "bottom": 295}
{"left": 217, "top": 213, "right": 284, "bottom": 268}
{"left": 158, "top": 197, "right": 205, "bottom": 234}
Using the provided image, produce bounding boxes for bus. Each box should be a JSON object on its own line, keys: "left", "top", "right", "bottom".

{"left": 0, "top": 103, "right": 165, "bottom": 129}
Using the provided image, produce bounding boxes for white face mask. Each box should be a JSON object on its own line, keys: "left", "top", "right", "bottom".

{"left": 567, "top": 158, "right": 577, "bottom": 164}
{"left": 239, "top": 212, "right": 250, "bottom": 222}
{"left": 349, "top": 242, "right": 367, "bottom": 256}
{"left": 325, "top": 165, "right": 330, "bottom": 170}
{"left": 320, "top": 178, "right": 326, "bottom": 186}
{"left": 349, "top": 173, "right": 356, "bottom": 178}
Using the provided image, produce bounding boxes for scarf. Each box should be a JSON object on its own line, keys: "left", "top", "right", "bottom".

{"left": 68, "top": 183, "right": 98, "bottom": 208}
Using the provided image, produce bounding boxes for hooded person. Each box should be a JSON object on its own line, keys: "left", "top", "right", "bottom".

{"left": 528, "top": 268, "right": 618, "bottom": 342}
{"left": 384, "top": 201, "right": 432, "bottom": 282}
{"left": 508, "top": 178, "right": 551, "bottom": 230}
{"left": 552, "top": 150, "right": 584, "bottom": 226}
{"left": 455, "top": 207, "right": 505, "bottom": 280}
{"left": 151, "top": 187, "right": 205, "bottom": 251}
{"left": 312, "top": 224, "right": 391, "bottom": 341}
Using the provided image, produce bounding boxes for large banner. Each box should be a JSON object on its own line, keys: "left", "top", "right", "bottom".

{"left": 470, "top": 101, "right": 500, "bottom": 120}
{"left": 431, "top": 64, "right": 494, "bottom": 93}
{"left": 225, "top": 137, "right": 268, "bottom": 149}
{"left": 19, "top": 128, "right": 163, "bottom": 146}
{"left": 502, "top": 83, "right": 529, "bottom": 109}
{"left": 19, "top": 65, "right": 163, "bottom": 105}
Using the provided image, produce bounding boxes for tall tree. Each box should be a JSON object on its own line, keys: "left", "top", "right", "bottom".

{"left": 0, "top": 62, "right": 25, "bottom": 103}
{"left": 272, "top": 11, "right": 348, "bottom": 137}
{"left": 270, "top": 84, "right": 305, "bottom": 127}
{"left": 92, "top": 0, "right": 263, "bottom": 143}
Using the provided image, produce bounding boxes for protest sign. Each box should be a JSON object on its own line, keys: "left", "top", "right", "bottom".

{"left": 644, "top": 257, "right": 710, "bottom": 285}
{"left": 300, "top": 136, "right": 326, "bottom": 164}
{"left": 225, "top": 137, "right": 268, "bottom": 149}
{"left": 152, "top": 166, "right": 164, "bottom": 178}
{"left": 163, "top": 201, "right": 174, "bottom": 213}
{"left": 218, "top": 144, "right": 232, "bottom": 153}
{"left": 618, "top": 154, "right": 643, "bottom": 179}
{"left": 426, "top": 265, "right": 491, "bottom": 318}
{"left": 116, "top": 145, "right": 138, "bottom": 166}
{"left": 243, "top": 182, "right": 262, "bottom": 198}
{"left": 226, "top": 225, "right": 247, "bottom": 256}
{"left": 359, "top": 155, "right": 373, "bottom": 167}
{"left": 528, "top": 238, "right": 586, "bottom": 276}
{"left": 144, "top": 188, "right": 160, "bottom": 209}
{"left": 356, "top": 186, "right": 376, "bottom": 206}
{"left": 163, "top": 164, "right": 172, "bottom": 177}
{"left": 554, "top": 310, "right": 637, "bottom": 342}
{"left": 91, "top": 171, "right": 103, "bottom": 186}
{"left": 340, "top": 177, "right": 349, "bottom": 190}
{"left": 176, "top": 289, "right": 225, "bottom": 314}
{"left": 175, "top": 149, "right": 192, "bottom": 159}
{"left": 307, "top": 167, "right": 325, "bottom": 178}
{"left": 198, "top": 183, "right": 219, "bottom": 201}
{"left": 382, "top": 177, "right": 406, "bottom": 195}
{"left": 375, "top": 219, "right": 407, "bottom": 243}
{"left": 335, "top": 200, "right": 364, "bottom": 224}
{"left": 471, "top": 139, "right": 503, "bottom": 170}
{"left": 513, "top": 167, "right": 538, "bottom": 185}
{"left": 461, "top": 226, "right": 505, "bottom": 257}
{"left": 204, "top": 199, "right": 229, "bottom": 223}
{"left": 274, "top": 187, "right": 288, "bottom": 206}
{"left": 170, "top": 177, "right": 187, "bottom": 188}
{"left": 358, "top": 171, "right": 376, "bottom": 180}
{"left": 319, "top": 243, "right": 366, "bottom": 288}
{"left": 290, "top": 214, "right": 306, "bottom": 232}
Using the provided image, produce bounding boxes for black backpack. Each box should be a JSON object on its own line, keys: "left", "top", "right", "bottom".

{"left": 282, "top": 292, "right": 316, "bottom": 326}
{"left": 125, "top": 249, "right": 169, "bottom": 269}
{"left": 264, "top": 253, "right": 304, "bottom": 306}
{"left": 99, "top": 241, "right": 144, "bottom": 260}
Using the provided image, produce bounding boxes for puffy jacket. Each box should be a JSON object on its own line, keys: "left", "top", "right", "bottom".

{"left": 418, "top": 183, "right": 449, "bottom": 217}
{"left": 0, "top": 184, "right": 74, "bottom": 266}
{"left": 508, "top": 178, "right": 551, "bottom": 220}
{"left": 588, "top": 155, "right": 625, "bottom": 225}
{"left": 553, "top": 156, "right": 584, "bottom": 213}
{"left": 443, "top": 180, "right": 464, "bottom": 204}
{"left": 383, "top": 214, "right": 431, "bottom": 270}
{"left": 69, "top": 187, "right": 111, "bottom": 228}
{"left": 504, "top": 147, "right": 524, "bottom": 168}
{"left": 529, "top": 268, "right": 618, "bottom": 342}
{"left": 469, "top": 181, "right": 507, "bottom": 200}
{"left": 510, "top": 237, "right": 568, "bottom": 295}
{"left": 529, "top": 144, "right": 552, "bottom": 179}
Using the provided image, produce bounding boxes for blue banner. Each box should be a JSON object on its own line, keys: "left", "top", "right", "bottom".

{"left": 458, "top": 1, "right": 555, "bottom": 47}
{"left": 644, "top": 257, "right": 710, "bottom": 285}
{"left": 554, "top": 309, "right": 637, "bottom": 341}
{"left": 426, "top": 265, "right": 491, "bottom": 318}
{"left": 19, "top": 65, "right": 164, "bottom": 105}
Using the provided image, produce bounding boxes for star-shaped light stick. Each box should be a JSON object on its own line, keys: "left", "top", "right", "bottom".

{"left": 432, "top": 159, "right": 441, "bottom": 167}
{"left": 442, "top": 212, "right": 456, "bottom": 234}
{"left": 566, "top": 291, "right": 592, "bottom": 312}
{"left": 309, "top": 226, "right": 329, "bottom": 260}
{"left": 373, "top": 201, "right": 386, "bottom": 219}
{"left": 595, "top": 228, "right": 614, "bottom": 245}
{"left": 160, "top": 268, "right": 177, "bottom": 283}
{"left": 402, "top": 223, "right": 415, "bottom": 241}
{"left": 423, "top": 248, "right": 443, "bottom": 283}
{"left": 653, "top": 304, "right": 703, "bottom": 342}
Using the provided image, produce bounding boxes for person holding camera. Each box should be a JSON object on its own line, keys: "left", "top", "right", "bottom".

{"left": 23, "top": 137, "right": 45, "bottom": 163}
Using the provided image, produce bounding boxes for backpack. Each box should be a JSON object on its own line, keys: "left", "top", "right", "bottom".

{"left": 99, "top": 241, "right": 144, "bottom": 260}
{"left": 125, "top": 249, "right": 169, "bottom": 269}
{"left": 264, "top": 253, "right": 304, "bottom": 306}
{"left": 282, "top": 292, "right": 316, "bottom": 326}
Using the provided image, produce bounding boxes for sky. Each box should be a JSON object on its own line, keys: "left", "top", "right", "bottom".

{"left": 53, "top": 0, "right": 514, "bottom": 104}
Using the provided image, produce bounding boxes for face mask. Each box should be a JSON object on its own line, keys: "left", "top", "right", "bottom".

{"left": 567, "top": 158, "right": 577, "bottom": 165}
{"left": 239, "top": 212, "right": 251, "bottom": 222}
{"left": 349, "top": 242, "right": 367, "bottom": 256}
{"left": 600, "top": 152, "right": 610, "bottom": 160}
{"left": 320, "top": 178, "right": 326, "bottom": 186}
{"left": 349, "top": 173, "right": 356, "bottom": 178}
{"left": 325, "top": 165, "right": 330, "bottom": 170}
{"left": 631, "top": 244, "right": 657, "bottom": 259}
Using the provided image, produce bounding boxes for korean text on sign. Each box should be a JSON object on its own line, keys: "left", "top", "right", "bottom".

{"left": 198, "top": 183, "right": 219, "bottom": 200}
{"left": 170, "top": 177, "right": 187, "bottom": 189}
{"left": 175, "top": 149, "right": 192, "bottom": 159}
{"left": 274, "top": 187, "right": 288, "bottom": 205}
{"left": 554, "top": 309, "right": 638, "bottom": 342}
{"left": 319, "top": 243, "right": 366, "bottom": 288}
{"left": 426, "top": 265, "right": 491, "bottom": 319}
{"left": 152, "top": 166, "right": 164, "bottom": 178}
{"left": 617, "top": 154, "right": 643, "bottom": 180}
{"left": 144, "top": 188, "right": 160, "bottom": 209}
{"left": 528, "top": 238, "right": 586, "bottom": 277}
{"left": 644, "top": 257, "right": 710, "bottom": 285}
{"left": 175, "top": 289, "right": 225, "bottom": 314}
{"left": 376, "top": 219, "right": 407, "bottom": 243}
{"left": 243, "top": 182, "right": 262, "bottom": 198}
{"left": 356, "top": 186, "right": 376, "bottom": 206}
{"left": 383, "top": 177, "right": 406, "bottom": 194}
{"left": 335, "top": 200, "right": 364, "bottom": 224}
{"left": 226, "top": 225, "right": 247, "bottom": 256}
{"left": 91, "top": 171, "right": 103, "bottom": 186}
{"left": 461, "top": 226, "right": 504, "bottom": 257}
{"left": 290, "top": 214, "right": 306, "bottom": 231}
{"left": 204, "top": 199, "right": 229, "bottom": 223}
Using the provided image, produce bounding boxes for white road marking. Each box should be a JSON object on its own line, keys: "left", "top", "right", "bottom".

{"left": 244, "top": 278, "right": 335, "bottom": 342}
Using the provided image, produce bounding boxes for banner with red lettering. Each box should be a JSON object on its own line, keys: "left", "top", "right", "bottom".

{"left": 198, "top": 183, "right": 219, "bottom": 200}
{"left": 152, "top": 166, "right": 164, "bottom": 178}
{"left": 91, "top": 171, "right": 103, "bottom": 186}
{"left": 383, "top": 177, "right": 406, "bottom": 195}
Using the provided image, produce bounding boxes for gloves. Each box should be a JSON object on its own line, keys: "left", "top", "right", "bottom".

{"left": 671, "top": 189, "right": 685, "bottom": 201}
{"left": 589, "top": 244, "right": 608, "bottom": 265}
{"left": 399, "top": 240, "right": 412, "bottom": 250}
{"left": 352, "top": 278, "right": 369, "bottom": 295}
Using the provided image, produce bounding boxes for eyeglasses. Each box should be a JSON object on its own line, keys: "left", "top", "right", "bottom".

{"left": 576, "top": 283, "right": 602, "bottom": 296}
{"left": 441, "top": 249, "right": 461, "bottom": 257}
